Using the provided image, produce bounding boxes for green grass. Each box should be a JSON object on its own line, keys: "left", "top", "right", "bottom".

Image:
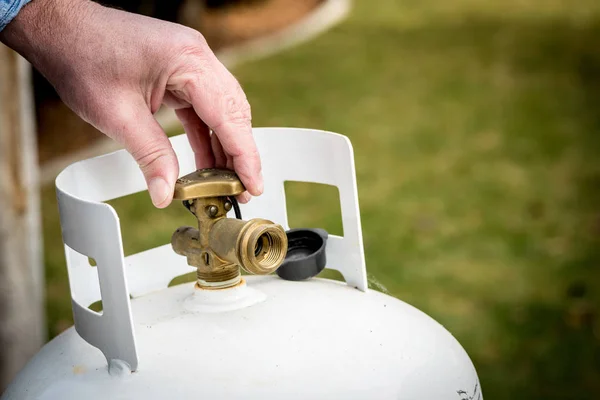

{"left": 41, "top": 0, "right": 600, "bottom": 398}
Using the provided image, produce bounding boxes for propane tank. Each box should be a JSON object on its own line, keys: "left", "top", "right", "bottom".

{"left": 2, "top": 128, "right": 482, "bottom": 400}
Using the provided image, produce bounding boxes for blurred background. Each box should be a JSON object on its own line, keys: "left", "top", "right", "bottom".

{"left": 5, "top": 0, "right": 600, "bottom": 398}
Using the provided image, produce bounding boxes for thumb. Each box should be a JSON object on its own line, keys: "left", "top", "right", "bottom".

{"left": 111, "top": 104, "right": 179, "bottom": 208}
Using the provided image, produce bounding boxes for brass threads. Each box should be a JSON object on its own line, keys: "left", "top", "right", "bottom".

{"left": 239, "top": 221, "right": 286, "bottom": 275}
{"left": 256, "top": 232, "right": 285, "bottom": 266}
{"left": 171, "top": 168, "right": 288, "bottom": 290}
{"left": 196, "top": 267, "right": 241, "bottom": 288}
{"left": 208, "top": 218, "right": 287, "bottom": 276}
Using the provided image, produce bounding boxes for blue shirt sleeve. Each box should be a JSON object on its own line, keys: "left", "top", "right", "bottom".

{"left": 0, "top": 0, "right": 32, "bottom": 31}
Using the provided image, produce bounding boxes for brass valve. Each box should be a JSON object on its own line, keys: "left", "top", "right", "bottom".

{"left": 171, "top": 169, "right": 288, "bottom": 289}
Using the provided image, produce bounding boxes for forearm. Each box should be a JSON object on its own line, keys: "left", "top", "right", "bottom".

{"left": 0, "top": 0, "right": 96, "bottom": 82}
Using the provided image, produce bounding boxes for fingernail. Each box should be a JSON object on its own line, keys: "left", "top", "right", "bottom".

{"left": 257, "top": 180, "right": 264, "bottom": 195}
{"left": 148, "top": 177, "right": 170, "bottom": 207}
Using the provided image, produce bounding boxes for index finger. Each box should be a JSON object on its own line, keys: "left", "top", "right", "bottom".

{"left": 183, "top": 59, "right": 263, "bottom": 196}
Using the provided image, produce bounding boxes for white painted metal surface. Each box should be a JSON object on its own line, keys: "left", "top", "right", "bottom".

{"left": 51, "top": 128, "right": 367, "bottom": 372}
{"left": 4, "top": 276, "right": 481, "bottom": 399}
{"left": 2, "top": 128, "right": 482, "bottom": 399}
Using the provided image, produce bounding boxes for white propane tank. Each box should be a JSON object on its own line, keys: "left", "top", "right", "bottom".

{"left": 2, "top": 128, "right": 482, "bottom": 400}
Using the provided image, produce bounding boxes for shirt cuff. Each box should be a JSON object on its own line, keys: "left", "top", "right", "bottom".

{"left": 0, "top": 0, "right": 32, "bottom": 31}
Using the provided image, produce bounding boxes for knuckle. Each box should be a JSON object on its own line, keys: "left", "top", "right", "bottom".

{"left": 218, "top": 91, "right": 252, "bottom": 127}
{"left": 179, "top": 46, "right": 212, "bottom": 73}
{"left": 184, "top": 27, "right": 209, "bottom": 48}
{"left": 170, "top": 24, "right": 209, "bottom": 49}
{"left": 131, "top": 140, "right": 174, "bottom": 170}
{"left": 169, "top": 31, "right": 213, "bottom": 77}
{"left": 178, "top": 29, "right": 211, "bottom": 60}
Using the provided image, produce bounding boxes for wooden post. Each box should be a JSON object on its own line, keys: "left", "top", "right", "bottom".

{"left": 0, "top": 44, "right": 44, "bottom": 391}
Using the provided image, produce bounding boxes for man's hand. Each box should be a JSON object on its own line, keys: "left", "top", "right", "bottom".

{"left": 0, "top": 0, "right": 262, "bottom": 207}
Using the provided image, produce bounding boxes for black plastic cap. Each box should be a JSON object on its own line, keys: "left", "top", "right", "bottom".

{"left": 276, "top": 228, "right": 328, "bottom": 281}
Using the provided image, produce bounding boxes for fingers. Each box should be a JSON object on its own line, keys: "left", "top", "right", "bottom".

{"left": 183, "top": 61, "right": 263, "bottom": 197}
{"left": 237, "top": 192, "right": 252, "bottom": 204}
{"left": 210, "top": 129, "right": 227, "bottom": 168}
{"left": 174, "top": 103, "right": 254, "bottom": 205}
{"left": 210, "top": 132, "right": 250, "bottom": 203}
{"left": 110, "top": 102, "right": 179, "bottom": 208}
{"left": 176, "top": 107, "right": 214, "bottom": 169}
